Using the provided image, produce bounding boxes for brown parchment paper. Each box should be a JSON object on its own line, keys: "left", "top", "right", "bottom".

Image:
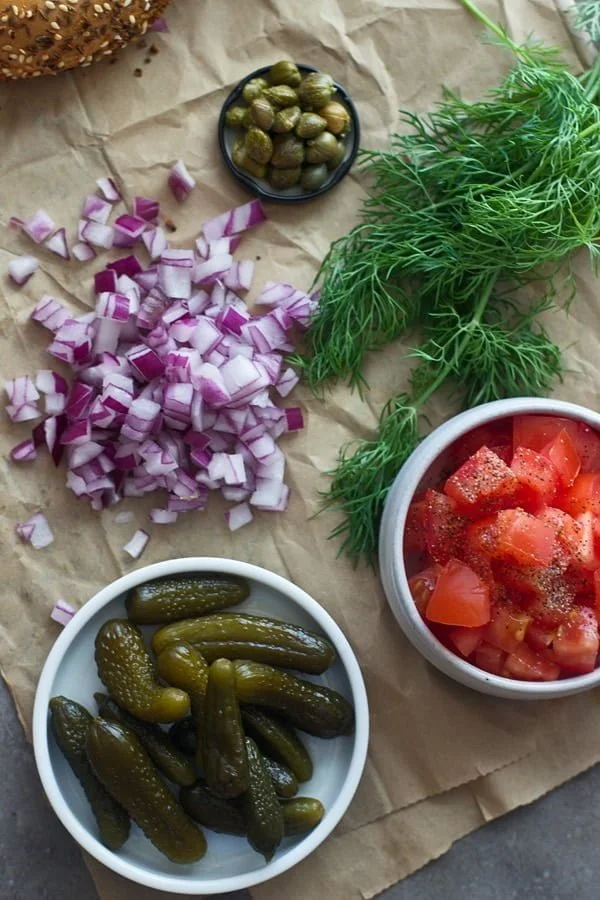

{"left": 0, "top": 1, "right": 599, "bottom": 898}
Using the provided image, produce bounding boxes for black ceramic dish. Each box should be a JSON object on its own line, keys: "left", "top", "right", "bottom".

{"left": 218, "top": 63, "right": 360, "bottom": 204}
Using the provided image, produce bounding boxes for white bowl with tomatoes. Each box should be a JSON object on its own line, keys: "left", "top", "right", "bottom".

{"left": 379, "top": 398, "right": 600, "bottom": 699}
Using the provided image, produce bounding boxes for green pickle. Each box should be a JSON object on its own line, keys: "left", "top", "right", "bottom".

{"left": 272, "top": 105, "right": 301, "bottom": 134}
{"left": 95, "top": 619, "right": 190, "bottom": 724}
{"left": 262, "top": 85, "right": 299, "bottom": 108}
{"left": 232, "top": 137, "right": 268, "bottom": 179}
{"left": 49, "top": 697, "right": 130, "bottom": 851}
{"left": 86, "top": 718, "right": 206, "bottom": 864}
{"left": 94, "top": 693, "right": 196, "bottom": 787}
{"left": 241, "top": 705, "right": 313, "bottom": 782}
{"left": 154, "top": 612, "right": 336, "bottom": 674}
{"left": 242, "top": 737, "right": 284, "bottom": 861}
{"left": 203, "top": 658, "right": 250, "bottom": 799}
{"left": 281, "top": 797, "right": 325, "bottom": 836}
{"left": 126, "top": 573, "right": 250, "bottom": 625}
{"left": 242, "top": 76, "right": 268, "bottom": 104}
{"left": 267, "top": 60, "right": 302, "bottom": 87}
{"left": 262, "top": 756, "right": 299, "bottom": 798}
{"left": 225, "top": 105, "right": 248, "bottom": 129}
{"left": 156, "top": 642, "right": 209, "bottom": 768}
{"left": 267, "top": 166, "right": 302, "bottom": 190}
{"left": 234, "top": 660, "right": 354, "bottom": 738}
{"left": 180, "top": 782, "right": 246, "bottom": 836}
{"left": 245, "top": 127, "right": 273, "bottom": 165}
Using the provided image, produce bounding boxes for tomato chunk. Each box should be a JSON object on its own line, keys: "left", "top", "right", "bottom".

{"left": 574, "top": 424, "right": 600, "bottom": 473}
{"left": 526, "top": 623, "right": 557, "bottom": 652}
{"left": 540, "top": 429, "right": 581, "bottom": 488}
{"left": 569, "top": 512, "right": 600, "bottom": 572}
{"left": 483, "top": 605, "right": 531, "bottom": 653}
{"left": 560, "top": 473, "right": 600, "bottom": 518}
{"left": 448, "top": 422, "right": 513, "bottom": 469}
{"left": 425, "top": 559, "right": 491, "bottom": 627}
{"left": 422, "top": 489, "right": 468, "bottom": 565}
{"left": 448, "top": 625, "right": 485, "bottom": 658}
{"left": 511, "top": 446, "right": 559, "bottom": 510}
{"left": 404, "top": 497, "right": 428, "bottom": 553}
{"left": 502, "top": 644, "right": 560, "bottom": 681}
{"left": 409, "top": 565, "right": 443, "bottom": 617}
{"left": 513, "top": 415, "right": 579, "bottom": 454}
{"left": 594, "top": 570, "right": 600, "bottom": 619}
{"left": 495, "top": 508, "right": 556, "bottom": 568}
{"left": 474, "top": 642, "right": 506, "bottom": 675}
{"left": 550, "top": 607, "right": 599, "bottom": 674}
{"left": 444, "top": 446, "right": 520, "bottom": 516}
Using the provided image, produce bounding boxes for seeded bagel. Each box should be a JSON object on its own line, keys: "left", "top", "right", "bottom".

{"left": 0, "top": 0, "right": 172, "bottom": 80}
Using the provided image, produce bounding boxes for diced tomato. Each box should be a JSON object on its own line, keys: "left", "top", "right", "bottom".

{"left": 569, "top": 512, "right": 600, "bottom": 572}
{"left": 560, "top": 473, "right": 600, "bottom": 518}
{"left": 502, "top": 643, "right": 560, "bottom": 681}
{"left": 408, "top": 565, "right": 443, "bottom": 617}
{"left": 462, "top": 515, "right": 499, "bottom": 589}
{"left": 425, "top": 559, "right": 491, "bottom": 627}
{"left": 448, "top": 421, "right": 513, "bottom": 469}
{"left": 448, "top": 625, "right": 485, "bottom": 658}
{"left": 594, "top": 570, "right": 600, "bottom": 619}
{"left": 513, "top": 415, "right": 580, "bottom": 454}
{"left": 422, "top": 489, "right": 468, "bottom": 565}
{"left": 511, "top": 446, "right": 559, "bottom": 511}
{"left": 444, "top": 446, "right": 520, "bottom": 516}
{"left": 487, "top": 442, "right": 513, "bottom": 465}
{"left": 483, "top": 604, "right": 531, "bottom": 653}
{"left": 474, "top": 642, "right": 506, "bottom": 675}
{"left": 404, "top": 497, "right": 428, "bottom": 553}
{"left": 494, "top": 508, "right": 556, "bottom": 568}
{"left": 550, "top": 607, "right": 599, "bottom": 674}
{"left": 574, "top": 424, "right": 600, "bottom": 473}
{"left": 537, "top": 507, "right": 580, "bottom": 566}
{"left": 540, "top": 429, "right": 581, "bottom": 489}
{"left": 526, "top": 623, "right": 557, "bottom": 652}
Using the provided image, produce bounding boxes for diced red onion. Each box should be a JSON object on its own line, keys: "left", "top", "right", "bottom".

{"left": 72, "top": 242, "right": 97, "bottom": 262}
{"left": 123, "top": 528, "right": 149, "bottom": 559}
{"left": 250, "top": 477, "right": 290, "bottom": 511}
{"left": 22, "top": 210, "right": 56, "bottom": 244}
{"left": 50, "top": 598, "right": 76, "bottom": 626}
{"left": 60, "top": 419, "right": 91, "bottom": 446}
{"left": 223, "top": 260, "right": 254, "bottom": 292}
{"left": 31, "top": 295, "right": 70, "bottom": 332}
{"left": 168, "top": 160, "right": 196, "bottom": 203}
{"left": 285, "top": 407, "right": 304, "bottom": 431}
{"left": 121, "top": 397, "right": 161, "bottom": 441}
{"left": 149, "top": 508, "right": 178, "bottom": 524}
{"left": 44, "top": 228, "right": 70, "bottom": 261}
{"left": 142, "top": 226, "right": 168, "bottom": 261}
{"left": 96, "top": 177, "right": 122, "bottom": 202}
{"left": 276, "top": 367, "right": 300, "bottom": 397}
{"left": 16, "top": 512, "right": 54, "bottom": 549}
{"left": 133, "top": 196, "right": 160, "bottom": 223}
{"left": 225, "top": 501, "right": 253, "bottom": 531}
{"left": 11, "top": 438, "right": 37, "bottom": 462}
{"left": 195, "top": 235, "right": 209, "bottom": 258}
{"left": 126, "top": 344, "right": 166, "bottom": 381}
{"left": 193, "top": 254, "right": 233, "bottom": 286}
{"left": 202, "top": 200, "right": 266, "bottom": 241}
{"left": 82, "top": 195, "right": 113, "bottom": 225}
{"left": 159, "top": 249, "right": 194, "bottom": 300}
{"left": 96, "top": 292, "right": 131, "bottom": 322}
{"left": 108, "top": 256, "right": 143, "bottom": 278}
{"left": 81, "top": 221, "right": 114, "bottom": 249}
{"left": 8, "top": 255, "right": 39, "bottom": 286}
{"left": 114, "top": 214, "right": 147, "bottom": 247}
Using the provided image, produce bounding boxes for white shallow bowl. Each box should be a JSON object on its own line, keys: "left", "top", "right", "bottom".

{"left": 33, "top": 557, "right": 369, "bottom": 894}
{"left": 379, "top": 398, "right": 600, "bottom": 701}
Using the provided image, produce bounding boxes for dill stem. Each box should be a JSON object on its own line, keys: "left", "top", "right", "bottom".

{"left": 583, "top": 53, "right": 600, "bottom": 104}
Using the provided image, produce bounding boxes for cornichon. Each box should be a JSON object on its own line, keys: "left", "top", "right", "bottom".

{"left": 95, "top": 619, "right": 190, "bottom": 724}
{"left": 242, "top": 737, "right": 284, "bottom": 862}
{"left": 49, "top": 697, "right": 130, "bottom": 851}
{"left": 156, "top": 642, "right": 208, "bottom": 768}
{"left": 241, "top": 705, "right": 313, "bottom": 782}
{"left": 203, "top": 658, "right": 250, "bottom": 799}
{"left": 280, "top": 797, "right": 325, "bottom": 836}
{"left": 179, "top": 782, "right": 246, "bottom": 836}
{"left": 86, "top": 718, "right": 206, "bottom": 864}
{"left": 262, "top": 756, "right": 299, "bottom": 798}
{"left": 153, "top": 612, "right": 336, "bottom": 674}
{"left": 94, "top": 693, "right": 196, "bottom": 787}
{"left": 234, "top": 661, "right": 354, "bottom": 738}
{"left": 126, "top": 573, "right": 250, "bottom": 625}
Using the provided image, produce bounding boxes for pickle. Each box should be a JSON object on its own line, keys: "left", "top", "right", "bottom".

{"left": 169, "top": 717, "right": 197, "bottom": 757}
{"left": 262, "top": 756, "right": 299, "bottom": 798}
{"left": 86, "top": 718, "right": 206, "bottom": 864}
{"left": 242, "top": 737, "right": 284, "bottom": 862}
{"left": 156, "top": 642, "right": 209, "bottom": 768}
{"left": 94, "top": 693, "right": 196, "bottom": 787}
{"left": 241, "top": 705, "right": 313, "bottom": 782}
{"left": 49, "top": 697, "right": 130, "bottom": 851}
{"left": 233, "top": 661, "right": 354, "bottom": 738}
{"left": 95, "top": 619, "right": 190, "bottom": 724}
{"left": 203, "top": 658, "right": 250, "bottom": 798}
{"left": 153, "top": 612, "right": 336, "bottom": 674}
{"left": 180, "top": 782, "right": 246, "bottom": 836}
{"left": 280, "top": 797, "right": 325, "bottom": 836}
{"left": 126, "top": 573, "right": 250, "bottom": 625}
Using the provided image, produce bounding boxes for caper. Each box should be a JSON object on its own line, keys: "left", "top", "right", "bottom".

{"left": 305, "top": 130, "right": 339, "bottom": 164}
{"left": 300, "top": 164, "right": 329, "bottom": 192}
{"left": 232, "top": 137, "right": 267, "bottom": 179}
{"left": 295, "top": 112, "right": 328, "bottom": 140}
{"left": 242, "top": 77, "right": 268, "bottom": 105}
{"left": 267, "top": 61, "right": 302, "bottom": 88}
{"left": 249, "top": 97, "right": 275, "bottom": 131}
{"left": 267, "top": 166, "right": 302, "bottom": 190}
{"left": 272, "top": 105, "right": 301, "bottom": 134}
{"left": 319, "top": 100, "right": 351, "bottom": 135}
{"left": 245, "top": 127, "right": 273, "bottom": 165}
{"left": 271, "top": 134, "right": 305, "bottom": 169}
{"left": 298, "top": 71, "right": 335, "bottom": 110}
{"left": 326, "top": 138, "right": 346, "bottom": 170}
{"left": 262, "top": 85, "right": 299, "bottom": 109}
{"left": 225, "top": 105, "right": 248, "bottom": 129}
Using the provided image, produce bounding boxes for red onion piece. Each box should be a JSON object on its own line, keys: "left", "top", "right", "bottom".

{"left": 60, "top": 419, "right": 91, "bottom": 446}
{"left": 108, "top": 255, "right": 143, "bottom": 278}
{"left": 193, "top": 254, "right": 233, "bottom": 286}
{"left": 81, "top": 221, "right": 114, "bottom": 249}
{"left": 208, "top": 236, "right": 242, "bottom": 257}
{"left": 16, "top": 512, "right": 54, "bottom": 548}
{"left": 72, "top": 242, "right": 97, "bottom": 262}
{"left": 31, "top": 296, "right": 70, "bottom": 332}
{"left": 22, "top": 209, "right": 56, "bottom": 244}
{"left": 8, "top": 255, "right": 39, "bottom": 286}
{"left": 133, "top": 196, "right": 160, "bottom": 223}
{"left": 126, "top": 344, "right": 166, "bottom": 381}
{"left": 223, "top": 260, "right": 254, "bottom": 292}
{"left": 202, "top": 199, "right": 266, "bottom": 241}
{"left": 276, "top": 367, "right": 300, "bottom": 397}
{"left": 142, "top": 226, "right": 168, "bottom": 261}
{"left": 225, "top": 501, "right": 253, "bottom": 531}
{"left": 168, "top": 160, "right": 196, "bottom": 203}
{"left": 96, "top": 292, "right": 131, "bottom": 322}
{"left": 121, "top": 397, "right": 161, "bottom": 441}
{"left": 114, "top": 215, "right": 147, "bottom": 245}
{"left": 10, "top": 438, "right": 37, "bottom": 462}
{"left": 44, "top": 228, "right": 70, "bottom": 261}
{"left": 149, "top": 508, "right": 178, "bottom": 524}
{"left": 285, "top": 407, "right": 304, "bottom": 431}
{"left": 123, "top": 528, "right": 149, "bottom": 559}
{"left": 96, "top": 177, "right": 122, "bottom": 203}
{"left": 82, "top": 195, "right": 113, "bottom": 225}
{"left": 50, "top": 598, "right": 76, "bottom": 626}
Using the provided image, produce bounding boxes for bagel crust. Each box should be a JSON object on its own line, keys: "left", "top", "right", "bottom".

{"left": 0, "top": 0, "right": 172, "bottom": 79}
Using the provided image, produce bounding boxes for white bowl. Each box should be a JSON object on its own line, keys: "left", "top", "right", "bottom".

{"left": 32, "top": 557, "right": 369, "bottom": 894}
{"left": 379, "top": 398, "right": 600, "bottom": 701}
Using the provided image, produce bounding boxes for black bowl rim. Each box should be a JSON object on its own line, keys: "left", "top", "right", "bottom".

{"left": 218, "top": 63, "right": 361, "bottom": 204}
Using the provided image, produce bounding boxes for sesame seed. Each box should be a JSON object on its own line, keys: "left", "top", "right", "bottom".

{"left": 50, "top": 21, "right": 60, "bottom": 29}
{"left": 45, "top": 0, "right": 56, "bottom": 7}
{"left": 1, "top": 43, "right": 11, "bottom": 50}
{"left": 11, "top": 6, "right": 18, "bottom": 16}
{"left": 32, "top": 70, "right": 42, "bottom": 76}
{"left": 59, "top": 2, "right": 69, "bottom": 9}
{"left": 103, "top": 1, "right": 111, "bottom": 9}
{"left": 57, "top": 60, "right": 65, "bottom": 66}
{"left": 54, "top": 32, "right": 62, "bottom": 39}
{"left": 93, "top": 3, "right": 102, "bottom": 11}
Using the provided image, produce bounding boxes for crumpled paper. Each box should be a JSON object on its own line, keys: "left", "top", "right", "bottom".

{"left": 0, "top": 1, "right": 598, "bottom": 898}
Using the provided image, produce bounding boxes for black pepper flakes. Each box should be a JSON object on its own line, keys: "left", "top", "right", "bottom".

{"left": 164, "top": 218, "right": 177, "bottom": 233}
{"left": 134, "top": 66, "right": 142, "bottom": 77}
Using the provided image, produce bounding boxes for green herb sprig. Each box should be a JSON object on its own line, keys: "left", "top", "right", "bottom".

{"left": 294, "top": 0, "right": 600, "bottom": 564}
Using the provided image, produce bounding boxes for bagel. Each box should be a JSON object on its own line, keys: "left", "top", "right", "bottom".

{"left": 0, "top": 0, "right": 172, "bottom": 79}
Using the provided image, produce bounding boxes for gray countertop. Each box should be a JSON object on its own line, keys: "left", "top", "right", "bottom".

{"left": 3, "top": 675, "right": 598, "bottom": 900}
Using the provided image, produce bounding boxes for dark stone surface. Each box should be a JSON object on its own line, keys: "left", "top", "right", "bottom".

{"left": 2, "top": 675, "right": 599, "bottom": 900}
